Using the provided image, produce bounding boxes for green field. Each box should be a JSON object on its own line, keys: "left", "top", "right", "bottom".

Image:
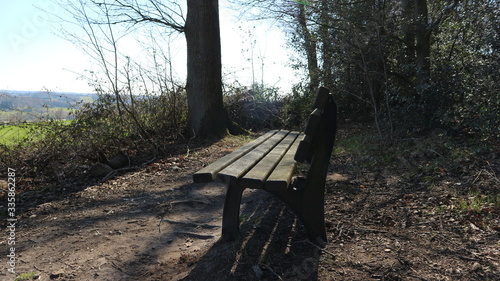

{"left": 0, "top": 120, "right": 73, "bottom": 146}
{"left": 0, "top": 124, "right": 34, "bottom": 146}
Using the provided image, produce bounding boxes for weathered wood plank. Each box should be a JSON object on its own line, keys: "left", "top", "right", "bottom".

{"left": 240, "top": 132, "right": 300, "bottom": 189}
{"left": 193, "top": 130, "right": 278, "bottom": 183}
{"left": 217, "top": 130, "right": 289, "bottom": 184}
{"left": 264, "top": 133, "right": 304, "bottom": 191}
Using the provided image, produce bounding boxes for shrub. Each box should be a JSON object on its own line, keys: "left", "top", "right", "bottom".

{"left": 0, "top": 89, "right": 188, "bottom": 188}
{"left": 224, "top": 83, "right": 285, "bottom": 131}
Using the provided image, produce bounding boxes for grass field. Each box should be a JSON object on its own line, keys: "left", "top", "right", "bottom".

{"left": 0, "top": 120, "right": 73, "bottom": 146}
{"left": 0, "top": 123, "right": 35, "bottom": 146}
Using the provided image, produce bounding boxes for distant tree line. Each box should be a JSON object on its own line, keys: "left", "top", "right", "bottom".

{"left": 0, "top": 92, "right": 90, "bottom": 110}
{"left": 0, "top": 92, "right": 92, "bottom": 122}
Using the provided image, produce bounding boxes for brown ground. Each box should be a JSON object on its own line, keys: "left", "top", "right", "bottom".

{"left": 1, "top": 130, "right": 499, "bottom": 281}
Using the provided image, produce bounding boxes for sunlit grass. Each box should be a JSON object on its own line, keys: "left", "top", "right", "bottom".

{"left": 0, "top": 120, "right": 73, "bottom": 147}
{"left": 452, "top": 191, "right": 500, "bottom": 214}
{"left": 14, "top": 272, "right": 38, "bottom": 281}
{"left": 0, "top": 124, "right": 32, "bottom": 146}
{"left": 334, "top": 134, "right": 380, "bottom": 156}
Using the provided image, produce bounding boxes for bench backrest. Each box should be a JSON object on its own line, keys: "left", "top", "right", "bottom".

{"left": 294, "top": 87, "right": 337, "bottom": 165}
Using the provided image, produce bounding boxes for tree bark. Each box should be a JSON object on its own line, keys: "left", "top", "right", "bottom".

{"left": 185, "top": 0, "right": 230, "bottom": 138}
{"left": 402, "top": 0, "right": 416, "bottom": 64}
{"left": 414, "top": 0, "right": 431, "bottom": 88}
{"left": 297, "top": 3, "right": 319, "bottom": 92}
{"left": 319, "top": 0, "right": 334, "bottom": 89}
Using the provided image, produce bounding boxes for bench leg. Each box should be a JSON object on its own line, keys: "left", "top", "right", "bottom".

{"left": 268, "top": 183, "right": 327, "bottom": 246}
{"left": 222, "top": 183, "right": 245, "bottom": 241}
{"left": 299, "top": 184, "right": 327, "bottom": 246}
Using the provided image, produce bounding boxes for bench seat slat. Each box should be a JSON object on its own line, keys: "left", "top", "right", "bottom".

{"left": 217, "top": 130, "right": 289, "bottom": 184}
{"left": 240, "top": 131, "right": 300, "bottom": 189}
{"left": 264, "top": 133, "right": 305, "bottom": 191}
{"left": 193, "top": 130, "right": 278, "bottom": 183}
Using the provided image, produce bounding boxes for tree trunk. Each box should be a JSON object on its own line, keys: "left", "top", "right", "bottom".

{"left": 414, "top": 0, "right": 431, "bottom": 88}
{"left": 297, "top": 3, "right": 319, "bottom": 92}
{"left": 402, "top": 0, "right": 416, "bottom": 64}
{"left": 319, "top": 0, "right": 334, "bottom": 89}
{"left": 185, "top": 0, "right": 230, "bottom": 138}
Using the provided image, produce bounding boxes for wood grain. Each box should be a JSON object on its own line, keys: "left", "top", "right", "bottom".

{"left": 217, "top": 130, "right": 289, "bottom": 184}
{"left": 240, "top": 131, "right": 300, "bottom": 189}
{"left": 264, "top": 133, "right": 304, "bottom": 191}
{"left": 193, "top": 130, "right": 278, "bottom": 183}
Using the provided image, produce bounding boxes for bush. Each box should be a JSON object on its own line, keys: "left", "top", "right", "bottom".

{"left": 0, "top": 89, "right": 188, "bottom": 188}
{"left": 280, "top": 83, "right": 317, "bottom": 130}
{"left": 224, "top": 83, "right": 285, "bottom": 131}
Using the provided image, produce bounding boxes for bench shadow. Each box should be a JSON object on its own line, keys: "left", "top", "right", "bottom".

{"left": 185, "top": 190, "right": 322, "bottom": 281}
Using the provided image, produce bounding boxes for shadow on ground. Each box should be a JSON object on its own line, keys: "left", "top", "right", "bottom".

{"left": 185, "top": 189, "right": 322, "bottom": 281}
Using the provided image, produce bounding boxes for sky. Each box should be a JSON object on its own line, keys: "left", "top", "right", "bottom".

{"left": 0, "top": 0, "right": 295, "bottom": 94}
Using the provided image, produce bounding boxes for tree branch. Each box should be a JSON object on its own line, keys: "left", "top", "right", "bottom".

{"left": 431, "top": 0, "right": 460, "bottom": 30}
{"left": 92, "top": 0, "right": 185, "bottom": 32}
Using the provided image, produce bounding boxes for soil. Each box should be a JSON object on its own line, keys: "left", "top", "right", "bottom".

{"left": 1, "top": 130, "right": 499, "bottom": 281}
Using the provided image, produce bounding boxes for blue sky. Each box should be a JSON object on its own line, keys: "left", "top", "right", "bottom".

{"left": 0, "top": 0, "right": 294, "bottom": 93}
{"left": 1, "top": 0, "right": 96, "bottom": 92}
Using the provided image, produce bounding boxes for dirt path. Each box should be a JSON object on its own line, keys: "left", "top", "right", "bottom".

{"left": 3, "top": 167, "right": 225, "bottom": 280}
{"left": 1, "top": 134, "right": 499, "bottom": 280}
{"left": 0, "top": 138, "right": 245, "bottom": 280}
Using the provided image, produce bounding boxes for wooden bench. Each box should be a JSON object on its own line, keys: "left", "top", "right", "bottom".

{"left": 193, "top": 87, "right": 337, "bottom": 246}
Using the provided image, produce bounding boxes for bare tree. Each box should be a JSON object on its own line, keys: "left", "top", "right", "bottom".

{"left": 59, "top": 0, "right": 157, "bottom": 143}
{"left": 58, "top": 0, "right": 232, "bottom": 138}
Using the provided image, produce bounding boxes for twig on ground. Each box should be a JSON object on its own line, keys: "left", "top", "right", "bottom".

{"left": 111, "top": 261, "right": 138, "bottom": 276}
{"left": 101, "top": 170, "right": 118, "bottom": 182}
{"left": 174, "top": 231, "right": 215, "bottom": 240}
{"left": 170, "top": 199, "right": 211, "bottom": 205}
{"left": 409, "top": 273, "right": 429, "bottom": 281}
{"left": 459, "top": 255, "right": 480, "bottom": 262}
{"left": 162, "top": 219, "right": 219, "bottom": 229}
{"left": 158, "top": 215, "right": 165, "bottom": 233}
{"left": 140, "top": 157, "right": 157, "bottom": 167}
{"left": 261, "top": 263, "right": 284, "bottom": 280}
{"left": 486, "top": 161, "right": 499, "bottom": 183}
{"left": 410, "top": 221, "right": 435, "bottom": 226}
{"left": 301, "top": 240, "right": 337, "bottom": 259}
{"left": 355, "top": 228, "right": 389, "bottom": 234}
